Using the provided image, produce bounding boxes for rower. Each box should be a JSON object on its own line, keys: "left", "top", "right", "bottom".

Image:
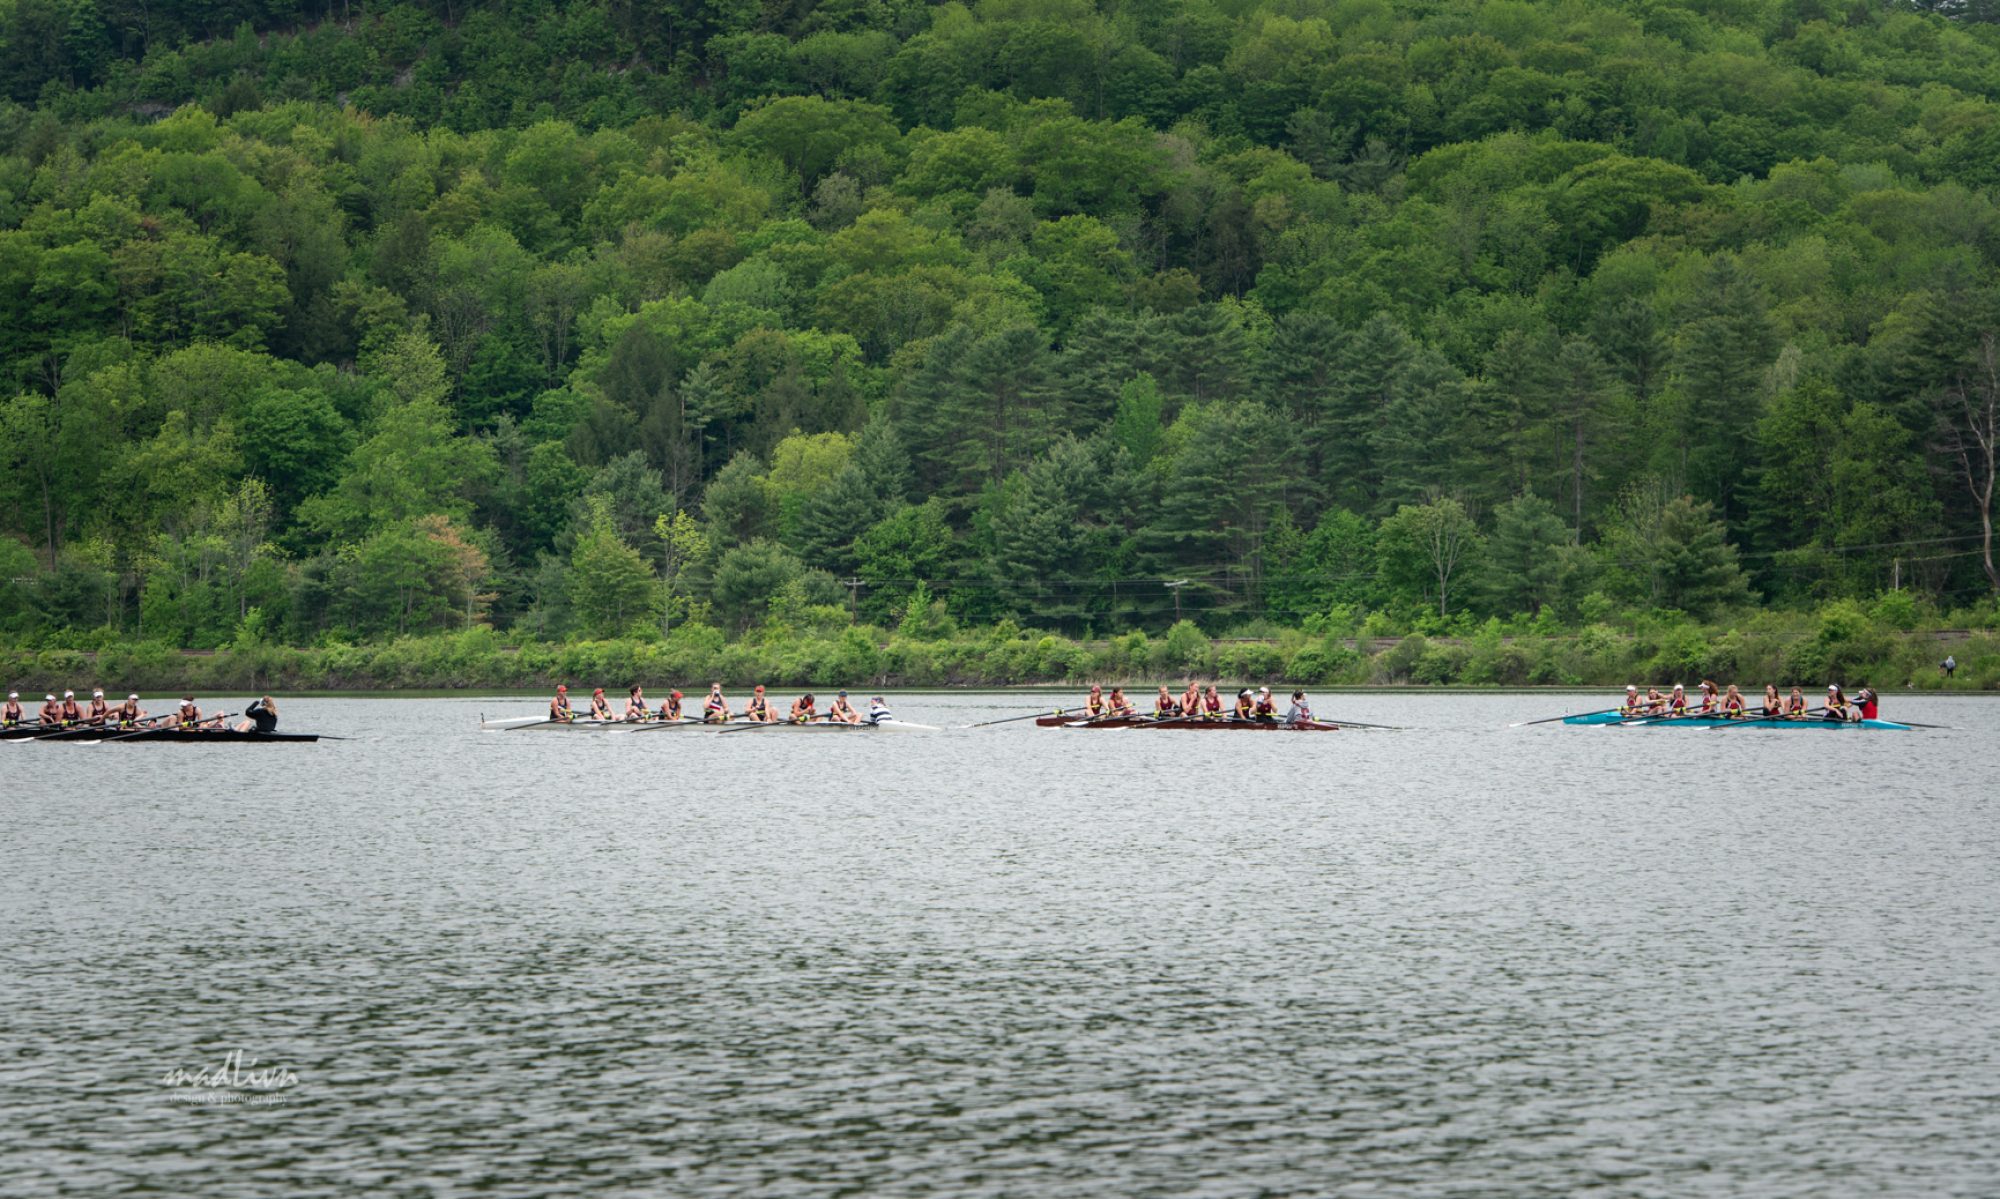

{"left": 1180, "top": 680, "right": 1201, "bottom": 716}
{"left": 1786, "top": 687, "right": 1807, "bottom": 717}
{"left": 1696, "top": 680, "right": 1719, "bottom": 715}
{"left": 549, "top": 684, "right": 574, "bottom": 723}
{"left": 1253, "top": 686, "right": 1278, "bottom": 721}
{"left": 1824, "top": 684, "right": 1850, "bottom": 722}
{"left": 1233, "top": 689, "right": 1255, "bottom": 720}
{"left": 703, "top": 683, "right": 731, "bottom": 723}
{"left": 828, "top": 690, "right": 862, "bottom": 724}
{"left": 1084, "top": 684, "right": 1105, "bottom": 718}
{"left": 624, "top": 685, "right": 648, "bottom": 721}
{"left": 588, "top": 687, "right": 613, "bottom": 721}
{"left": 658, "top": 689, "right": 685, "bottom": 722}
{"left": 59, "top": 689, "right": 82, "bottom": 727}
{"left": 38, "top": 694, "right": 60, "bottom": 726}
{"left": 1620, "top": 685, "right": 1641, "bottom": 716}
{"left": 236, "top": 696, "right": 278, "bottom": 734}
{"left": 1644, "top": 687, "right": 1666, "bottom": 715}
{"left": 789, "top": 693, "right": 817, "bottom": 723}
{"left": 867, "top": 695, "right": 893, "bottom": 724}
{"left": 1283, "top": 690, "right": 1313, "bottom": 726}
{"left": 1201, "top": 684, "right": 1223, "bottom": 720}
{"left": 117, "top": 693, "right": 145, "bottom": 728}
{"left": 87, "top": 688, "right": 109, "bottom": 727}
{"left": 1153, "top": 685, "right": 1179, "bottom": 718}
{"left": 2, "top": 691, "right": 22, "bottom": 727}
{"left": 1761, "top": 684, "right": 1782, "bottom": 717}
{"left": 744, "top": 685, "right": 775, "bottom": 723}
{"left": 1721, "top": 684, "right": 1746, "bottom": 717}
{"left": 1855, "top": 685, "right": 1879, "bottom": 720}
{"left": 1666, "top": 684, "right": 1688, "bottom": 716}
{"left": 1105, "top": 687, "right": 1135, "bottom": 717}
{"left": 175, "top": 696, "right": 202, "bottom": 728}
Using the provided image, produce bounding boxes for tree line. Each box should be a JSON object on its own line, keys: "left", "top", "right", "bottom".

{"left": 3, "top": 0, "right": 2000, "bottom": 653}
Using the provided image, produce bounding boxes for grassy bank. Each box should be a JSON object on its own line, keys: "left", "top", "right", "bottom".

{"left": 5, "top": 609, "right": 1997, "bottom": 693}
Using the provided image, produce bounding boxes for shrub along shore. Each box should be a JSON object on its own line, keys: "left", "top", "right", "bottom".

{"left": 4, "top": 608, "right": 1994, "bottom": 693}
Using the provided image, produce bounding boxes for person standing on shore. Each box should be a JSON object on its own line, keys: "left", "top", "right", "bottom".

{"left": 1942, "top": 654, "right": 1956, "bottom": 679}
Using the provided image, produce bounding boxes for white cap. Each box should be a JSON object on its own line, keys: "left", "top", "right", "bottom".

{"left": 1828, "top": 684, "right": 1839, "bottom": 691}
{"left": 1626, "top": 685, "right": 1638, "bottom": 692}
{"left": 63, "top": 690, "right": 73, "bottom": 697}
{"left": 45, "top": 694, "right": 55, "bottom": 701}
{"left": 128, "top": 694, "right": 139, "bottom": 700}
{"left": 92, "top": 689, "right": 103, "bottom": 697}
{"left": 6, "top": 691, "right": 15, "bottom": 699}
{"left": 1671, "top": 684, "right": 1684, "bottom": 691}
{"left": 1259, "top": 686, "right": 1271, "bottom": 693}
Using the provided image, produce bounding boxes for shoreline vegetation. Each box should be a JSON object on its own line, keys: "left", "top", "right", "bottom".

{"left": 6, "top": 607, "right": 1995, "bottom": 692}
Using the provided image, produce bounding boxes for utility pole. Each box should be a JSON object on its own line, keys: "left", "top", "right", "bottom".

{"left": 1165, "top": 579, "right": 1188, "bottom": 624}
{"left": 842, "top": 577, "right": 863, "bottom": 622}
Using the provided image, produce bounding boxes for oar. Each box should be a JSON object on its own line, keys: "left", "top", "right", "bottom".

{"left": 1706, "top": 707, "right": 1828, "bottom": 729}
{"left": 716, "top": 717, "right": 801, "bottom": 734}
{"left": 626, "top": 717, "right": 706, "bottom": 733}
{"left": 1316, "top": 716, "right": 1404, "bottom": 730}
{"left": 1618, "top": 711, "right": 1704, "bottom": 726}
{"left": 39, "top": 713, "right": 180, "bottom": 741}
{"left": 1509, "top": 706, "right": 1625, "bottom": 728}
{"left": 960, "top": 706, "right": 1086, "bottom": 729}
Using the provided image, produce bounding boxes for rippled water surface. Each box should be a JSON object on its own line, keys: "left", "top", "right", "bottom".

{"left": 4, "top": 692, "right": 1998, "bottom": 1197}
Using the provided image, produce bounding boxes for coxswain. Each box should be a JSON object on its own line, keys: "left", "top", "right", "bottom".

{"left": 1105, "top": 687, "right": 1135, "bottom": 717}
{"left": 2, "top": 691, "right": 22, "bottom": 727}
{"left": 743, "top": 684, "right": 775, "bottom": 723}
{"left": 703, "top": 683, "right": 731, "bottom": 723}
{"left": 588, "top": 687, "right": 614, "bottom": 721}
{"left": 236, "top": 696, "right": 279, "bottom": 734}
{"left": 1233, "top": 689, "right": 1255, "bottom": 720}
{"left": 1083, "top": 684, "right": 1105, "bottom": 717}
{"left": 658, "top": 689, "right": 685, "bottom": 722}
{"left": 1666, "top": 684, "right": 1688, "bottom": 716}
{"left": 1253, "top": 686, "right": 1278, "bottom": 720}
{"left": 1696, "top": 680, "right": 1719, "bottom": 715}
{"left": 1620, "top": 685, "right": 1641, "bottom": 716}
{"left": 1153, "top": 685, "right": 1179, "bottom": 718}
{"left": 116, "top": 693, "right": 145, "bottom": 728}
{"left": 87, "top": 688, "right": 110, "bottom": 727}
{"left": 1721, "top": 684, "right": 1746, "bottom": 717}
{"left": 1284, "top": 690, "right": 1314, "bottom": 726}
{"left": 1855, "top": 685, "right": 1879, "bottom": 720}
{"left": 1824, "top": 684, "right": 1850, "bottom": 722}
{"left": 59, "top": 689, "right": 82, "bottom": 727}
{"left": 828, "top": 690, "right": 862, "bottom": 724}
{"left": 1180, "top": 680, "right": 1202, "bottom": 716}
{"left": 867, "top": 695, "right": 894, "bottom": 724}
{"left": 39, "top": 694, "right": 61, "bottom": 726}
{"left": 625, "top": 685, "right": 649, "bottom": 721}
{"left": 549, "top": 684, "right": 574, "bottom": 723}
{"left": 1761, "top": 684, "right": 1782, "bottom": 717}
{"left": 1201, "top": 684, "right": 1224, "bottom": 719}
{"left": 789, "top": 693, "right": 818, "bottom": 723}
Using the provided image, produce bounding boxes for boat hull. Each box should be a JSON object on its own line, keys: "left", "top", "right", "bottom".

{"left": 0, "top": 727, "right": 321, "bottom": 743}
{"left": 1035, "top": 715, "right": 1340, "bottom": 731}
{"left": 1563, "top": 713, "right": 1910, "bottom": 730}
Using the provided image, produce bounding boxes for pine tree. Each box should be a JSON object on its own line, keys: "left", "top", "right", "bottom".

{"left": 1482, "top": 491, "right": 1572, "bottom": 615}
{"left": 1372, "top": 347, "right": 1470, "bottom": 513}
{"left": 1323, "top": 313, "right": 1415, "bottom": 512}
{"left": 1672, "top": 256, "right": 1776, "bottom": 521}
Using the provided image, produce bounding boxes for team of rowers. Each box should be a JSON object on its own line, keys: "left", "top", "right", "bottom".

{"left": 1078, "top": 683, "right": 1321, "bottom": 724}
{"left": 1617, "top": 681, "right": 1882, "bottom": 721}
{"left": 2, "top": 689, "right": 281, "bottom": 732}
{"left": 547, "top": 683, "right": 895, "bottom": 724}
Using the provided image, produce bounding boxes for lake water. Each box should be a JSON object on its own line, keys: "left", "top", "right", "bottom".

{"left": 4, "top": 692, "right": 1997, "bottom": 1196}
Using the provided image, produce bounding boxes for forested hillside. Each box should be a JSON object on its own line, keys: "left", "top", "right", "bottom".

{"left": 4, "top": 0, "right": 2000, "bottom": 661}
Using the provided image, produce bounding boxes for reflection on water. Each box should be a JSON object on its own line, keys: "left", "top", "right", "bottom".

{"left": 4, "top": 694, "right": 1997, "bottom": 1196}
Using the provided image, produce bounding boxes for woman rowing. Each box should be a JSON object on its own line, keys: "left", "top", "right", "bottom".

{"left": 549, "top": 684, "right": 574, "bottom": 723}
{"left": 1721, "top": 684, "right": 1746, "bottom": 717}
{"left": 658, "top": 689, "right": 685, "bottom": 722}
{"left": 1666, "top": 684, "right": 1689, "bottom": 716}
{"left": 1786, "top": 686, "right": 1808, "bottom": 717}
{"left": 1201, "top": 684, "right": 1224, "bottom": 719}
{"left": 59, "top": 690, "right": 82, "bottom": 727}
{"left": 175, "top": 696, "right": 223, "bottom": 729}
{"left": 1104, "top": 687, "right": 1135, "bottom": 717}
{"left": 1619, "top": 685, "right": 1642, "bottom": 716}
{"left": 588, "top": 688, "right": 614, "bottom": 721}
{"left": 703, "top": 683, "right": 731, "bottom": 723}
{"left": 827, "top": 691, "right": 862, "bottom": 724}
{"left": 1153, "top": 685, "right": 1179, "bottom": 718}
{"left": 1233, "top": 689, "right": 1255, "bottom": 719}
{"left": 87, "top": 688, "right": 110, "bottom": 727}
{"left": 1824, "top": 684, "right": 1850, "bottom": 721}
{"left": 743, "top": 685, "right": 776, "bottom": 723}
{"left": 3, "top": 691, "right": 22, "bottom": 727}
{"left": 1253, "top": 686, "right": 1278, "bottom": 721}
{"left": 789, "top": 693, "right": 818, "bottom": 723}
{"left": 625, "top": 685, "right": 649, "bottom": 721}
{"left": 1083, "top": 684, "right": 1105, "bottom": 717}
{"left": 39, "top": 694, "right": 62, "bottom": 726}
{"left": 116, "top": 694, "right": 145, "bottom": 728}
{"left": 1696, "top": 680, "right": 1719, "bottom": 715}
{"left": 1642, "top": 686, "right": 1666, "bottom": 715}
{"left": 1180, "top": 680, "right": 1202, "bottom": 717}
{"left": 1761, "top": 684, "right": 1782, "bottom": 717}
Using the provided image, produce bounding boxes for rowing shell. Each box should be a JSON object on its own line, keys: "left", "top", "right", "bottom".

{"left": 478, "top": 715, "right": 938, "bottom": 732}
{"left": 1034, "top": 715, "right": 1341, "bottom": 731}
{"left": 1563, "top": 712, "right": 1912, "bottom": 730}
{"left": 0, "top": 727, "right": 320, "bottom": 743}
